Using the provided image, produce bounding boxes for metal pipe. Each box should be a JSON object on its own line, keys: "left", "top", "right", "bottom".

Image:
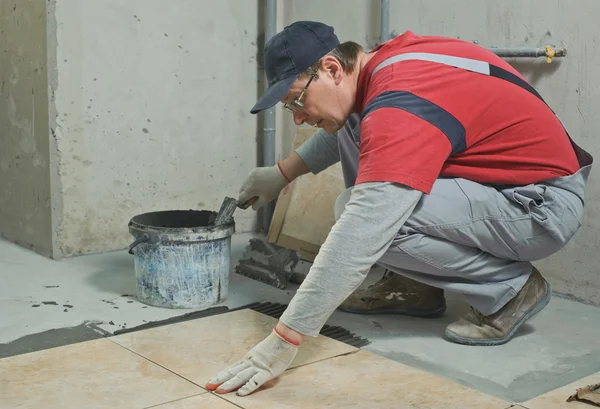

{"left": 488, "top": 46, "right": 566, "bottom": 62}
{"left": 262, "top": 0, "right": 277, "bottom": 233}
{"left": 380, "top": 0, "right": 390, "bottom": 43}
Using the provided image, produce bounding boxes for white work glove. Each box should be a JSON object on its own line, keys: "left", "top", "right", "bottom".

{"left": 238, "top": 165, "right": 289, "bottom": 210}
{"left": 206, "top": 329, "right": 298, "bottom": 396}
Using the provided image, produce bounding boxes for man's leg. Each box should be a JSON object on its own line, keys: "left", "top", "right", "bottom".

{"left": 344, "top": 175, "right": 578, "bottom": 345}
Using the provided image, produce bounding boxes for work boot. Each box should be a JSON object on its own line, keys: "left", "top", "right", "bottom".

{"left": 338, "top": 270, "right": 446, "bottom": 317}
{"left": 445, "top": 267, "right": 551, "bottom": 346}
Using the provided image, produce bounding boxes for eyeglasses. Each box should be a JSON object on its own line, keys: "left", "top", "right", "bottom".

{"left": 282, "top": 73, "right": 316, "bottom": 113}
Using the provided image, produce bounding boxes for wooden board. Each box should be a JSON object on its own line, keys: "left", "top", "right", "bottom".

{"left": 267, "top": 127, "right": 346, "bottom": 261}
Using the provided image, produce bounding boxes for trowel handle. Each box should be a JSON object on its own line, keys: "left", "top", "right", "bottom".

{"left": 238, "top": 197, "right": 258, "bottom": 209}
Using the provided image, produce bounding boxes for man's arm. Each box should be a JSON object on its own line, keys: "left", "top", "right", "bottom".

{"left": 270, "top": 127, "right": 340, "bottom": 184}
{"left": 278, "top": 181, "right": 423, "bottom": 338}
{"left": 277, "top": 151, "right": 310, "bottom": 182}
{"left": 275, "top": 127, "right": 340, "bottom": 188}
{"left": 237, "top": 127, "right": 342, "bottom": 210}
{"left": 207, "top": 182, "right": 422, "bottom": 396}
{"left": 294, "top": 128, "right": 340, "bottom": 174}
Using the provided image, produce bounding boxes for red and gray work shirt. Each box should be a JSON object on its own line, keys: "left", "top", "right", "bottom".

{"left": 354, "top": 30, "right": 580, "bottom": 194}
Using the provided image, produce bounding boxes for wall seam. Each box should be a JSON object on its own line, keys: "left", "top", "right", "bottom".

{"left": 46, "top": 0, "right": 64, "bottom": 260}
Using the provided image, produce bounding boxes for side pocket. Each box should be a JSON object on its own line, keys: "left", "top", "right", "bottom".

{"left": 511, "top": 186, "right": 580, "bottom": 261}
{"left": 509, "top": 184, "right": 549, "bottom": 221}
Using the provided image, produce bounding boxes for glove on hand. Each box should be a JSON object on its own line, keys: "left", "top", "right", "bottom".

{"left": 238, "top": 164, "right": 289, "bottom": 210}
{"left": 206, "top": 329, "right": 298, "bottom": 396}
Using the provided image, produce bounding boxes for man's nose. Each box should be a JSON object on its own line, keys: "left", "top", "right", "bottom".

{"left": 293, "top": 110, "right": 308, "bottom": 125}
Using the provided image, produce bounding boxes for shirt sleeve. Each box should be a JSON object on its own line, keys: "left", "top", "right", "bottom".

{"left": 279, "top": 181, "right": 423, "bottom": 336}
{"left": 356, "top": 104, "right": 453, "bottom": 194}
{"left": 295, "top": 128, "right": 340, "bottom": 174}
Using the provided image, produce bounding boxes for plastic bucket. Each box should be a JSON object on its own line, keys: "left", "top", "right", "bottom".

{"left": 127, "top": 210, "right": 234, "bottom": 309}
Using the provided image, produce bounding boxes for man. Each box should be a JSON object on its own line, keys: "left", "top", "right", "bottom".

{"left": 207, "top": 21, "right": 593, "bottom": 396}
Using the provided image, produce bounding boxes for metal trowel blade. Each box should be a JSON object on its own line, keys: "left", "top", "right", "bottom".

{"left": 214, "top": 197, "right": 238, "bottom": 225}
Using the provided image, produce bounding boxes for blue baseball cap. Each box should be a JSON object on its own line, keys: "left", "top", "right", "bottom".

{"left": 250, "top": 21, "right": 340, "bottom": 114}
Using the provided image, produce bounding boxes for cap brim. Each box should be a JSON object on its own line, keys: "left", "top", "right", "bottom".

{"left": 250, "top": 74, "right": 299, "bottom": 114}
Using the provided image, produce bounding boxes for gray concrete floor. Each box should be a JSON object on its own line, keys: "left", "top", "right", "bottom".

{"left": 1, "top": 233, "right": 599, "bottom": 405}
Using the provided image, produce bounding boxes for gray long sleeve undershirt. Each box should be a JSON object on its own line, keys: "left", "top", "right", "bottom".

{"left": 279, "top": 181, "right": 423, "bottom": 337}
{"left": 295, "top": 128, "right": 340, "bottom": 174}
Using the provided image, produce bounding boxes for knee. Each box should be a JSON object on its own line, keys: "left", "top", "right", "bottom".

{"left": 334, "top": 187, "right": 353, "bottom": 221}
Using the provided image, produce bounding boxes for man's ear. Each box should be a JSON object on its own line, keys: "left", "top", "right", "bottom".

{"left": 321, "top": 56, "right": 343, "bottom": 85}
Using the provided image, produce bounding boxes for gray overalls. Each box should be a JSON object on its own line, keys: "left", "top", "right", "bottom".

{"left": 333, "top": 52, "right": 593, "bottom": 315}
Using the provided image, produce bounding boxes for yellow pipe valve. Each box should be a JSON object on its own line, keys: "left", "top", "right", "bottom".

{"left": 545, "top": 45, "right": 556, "bottom": 63}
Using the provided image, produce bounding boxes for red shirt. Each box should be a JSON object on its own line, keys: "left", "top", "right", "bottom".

{"left": 354, "top": 31, "right": 580, "bottom": 194}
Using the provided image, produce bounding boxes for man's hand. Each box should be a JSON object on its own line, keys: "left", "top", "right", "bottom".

{"left": 238, "top": 153, "right": 310, "bottom": 210}
{"left": 238, "top": 165, "right": 289, "bottom": 210}
{"left": 206, "top": 328, "right": 299, "bottom": 396}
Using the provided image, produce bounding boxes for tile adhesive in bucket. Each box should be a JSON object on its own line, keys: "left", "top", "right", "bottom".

{"left": 127, "top": 210, "right": 234, "bottom": 309}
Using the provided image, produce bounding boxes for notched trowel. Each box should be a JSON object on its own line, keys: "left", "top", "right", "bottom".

{"left": 234, "top": 238, "right": 302, "bottom": 289}
{"left": 214, "top": 196, "right": 304, "bottom": 289}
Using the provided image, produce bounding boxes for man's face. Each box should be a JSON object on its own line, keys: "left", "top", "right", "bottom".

{"left": 280, "top": 59, "right": 352, "bottom": 133}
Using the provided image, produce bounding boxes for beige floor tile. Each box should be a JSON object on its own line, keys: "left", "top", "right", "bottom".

{"left": 147, "top": 393, "right": 239, "bottom": 408}
{"left": 220, "top": 350, "right": 510, "bottom": 409}
{"left": 0, "top": 339, "right": 203, "bottom": 409}
{"left": 111, "top": 309, "right": 357, "bottom": 387}
{"left": 521, "top": 372, "right": 600, "bottom": 409}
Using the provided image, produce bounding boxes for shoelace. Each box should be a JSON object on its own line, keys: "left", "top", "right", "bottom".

{"left": 364, "top": 269, "right": 393, "bottom": 290}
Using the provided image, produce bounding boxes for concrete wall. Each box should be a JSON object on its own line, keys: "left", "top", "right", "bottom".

{"left": 48, "top": 0, "right": 261, "bottom": 256}
{"left": 1, "top": 0, "right": 597, "bottom": 304}
{"left": 0, "top": 0, "right": 53, "bottom": 256}
{"left": 281, "top": 0, "right": 600, "bottom": 305}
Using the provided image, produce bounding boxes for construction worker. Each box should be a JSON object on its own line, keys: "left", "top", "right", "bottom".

{"left": 207, "top": 21, "right": 593, "bottom": 396}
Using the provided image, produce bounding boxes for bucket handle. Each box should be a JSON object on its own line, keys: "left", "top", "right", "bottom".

{"left": 128, "top": 233, "right": 150, "bottom": 255}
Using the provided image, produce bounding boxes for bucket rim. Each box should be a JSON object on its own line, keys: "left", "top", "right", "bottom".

{"left": 128, "top": 209, "right": 234, "bottom": 235}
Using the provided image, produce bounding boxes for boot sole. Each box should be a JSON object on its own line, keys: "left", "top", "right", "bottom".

{"left": 444, "top": 279, "right": 552, "bottom": 346}
{"left": 338, "top": 300, "right": 447, "bottom": 318}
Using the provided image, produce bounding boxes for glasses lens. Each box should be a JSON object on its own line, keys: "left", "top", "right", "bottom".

{"left": 283, "top": 102, "right": 303, "bottom": 113}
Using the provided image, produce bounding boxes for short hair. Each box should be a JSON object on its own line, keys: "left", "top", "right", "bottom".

{"left": 303, "top": 41, "right": 364, "bottom": 77}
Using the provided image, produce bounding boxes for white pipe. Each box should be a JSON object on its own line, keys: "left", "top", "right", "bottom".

{"left": 263, "top": 0, "right": 277, "bottom": 233}
{"left": 380, "top": 0, "right": 390, "bottom": 43}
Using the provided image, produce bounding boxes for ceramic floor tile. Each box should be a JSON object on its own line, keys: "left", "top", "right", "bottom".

{"left": 521, "top": 372, "right": 600, "bottom": 408}
{"left": 146, "top": 393, "right": 239, "bottom": 408}
{"left": 221, "top": 350, "right": 511, "bottom": 409}
{"left": 111, "top": 309, "right": 357, "bottom": 388}
{"left": 0, "top": 338, "right": 203, "bottom": 409}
